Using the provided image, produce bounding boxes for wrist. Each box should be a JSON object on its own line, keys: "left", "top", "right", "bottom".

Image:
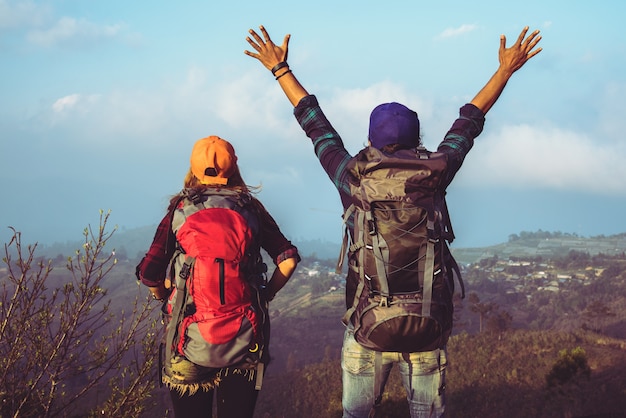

{"left": 275, "top": 69, "right": 292, "bottom": 81}
{"left": 149, "top": 284, "right": 169, "bottom": 301}
{"left": 271, "top": 62, "right": 289, "bottom": 76}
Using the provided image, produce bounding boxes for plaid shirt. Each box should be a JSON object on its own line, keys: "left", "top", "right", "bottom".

{"left": 293, "top": 95, "right": 485, "bottom": 210}
{"left": 293, "top": 95, "right": 485, "bottom": 307}
{"left": 136, "top": 196, "right": 300, "bottom": 287}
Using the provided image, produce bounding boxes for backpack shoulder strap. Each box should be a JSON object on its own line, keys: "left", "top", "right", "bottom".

{"left": 336, "top": 204, "right": 356, "bottom": 274}
{"left": 165, "top": 253, "right": 194, "bottom": 367}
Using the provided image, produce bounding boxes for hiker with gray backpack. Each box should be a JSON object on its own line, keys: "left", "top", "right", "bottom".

{"left": 136, "top": 135, "right": 300, "bottom": 418}
{"left": 245, "top": 25, "right": 542, "bottom": 417}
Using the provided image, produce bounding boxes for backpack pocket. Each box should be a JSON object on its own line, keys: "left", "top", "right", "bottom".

{"left": 178, "top": 306, "right": 261, "bottom": 368}
{"left": 353, "top": 292, "right": 451, "bottom": 352}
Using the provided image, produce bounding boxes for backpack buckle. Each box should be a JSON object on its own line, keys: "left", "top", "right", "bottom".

{"left": 367, "top": 219, "right": 377, "bottom": 235}
{"left": 179, "top": 262, "right": 191, "bottom": 280}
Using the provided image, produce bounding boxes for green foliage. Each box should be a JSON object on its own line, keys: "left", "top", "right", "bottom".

{"left": 546, "top": 347, "right": 591, "bottom": 387}
{"left": 0, "top": 212, "right": 162, "bottom": 417}
{"left": 256, "top": 359, "right": 343, "bottom": 418}
{"left": 254, "top": 330, "right": 626, "bottom": 418}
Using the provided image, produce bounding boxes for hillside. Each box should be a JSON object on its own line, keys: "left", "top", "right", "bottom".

{"left": 4, "top": 228, "right": 626, "bottom": 416}
{"left": 36, "top": 226, "right": 626, "bottom": 266}
{"left": 251, "top": 261, "right": 626, "bottom": 417}
{"left": 452, "top": 231, "right": 626, "bottom": 265}
{"left": 250, "top": 236, "right": 626, "bottom": 417}
{"left": 254, "top": 329, "right": 626, "bottom": 418}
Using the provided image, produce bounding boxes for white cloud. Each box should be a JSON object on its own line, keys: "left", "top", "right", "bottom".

{"left": 0, "top": 0, "right": 49, "bottom": 29}
{"left": 323, "top": 81, "right": 432, "bottom": 152}
{"left": 436, "top": 24, "right": 478, "bottom": 40}
{"left": 215, "top": 72, "right": 280, "bottom": 128}
{"left": 597, "top": 81, "right": 626, "bottom": 140}
{"left": 33, "top": 66, "right": 626, "bottom": 200}
{"left": 37, "top": 90, "right": 170, "bottom": 140}
{"left": 52, "top": 94, "right": 80, "bottom": 112}
{"left": 51, "top": 93, "right": 101, "bottom": 114}
{"left": 1, "top": 1, "right": 140, "bottom": 49}
{"left": 458, "top": 123, "right": 626, "bottom": 195}
{"left": 26, "top": 16, "right": 123, "bottom": 47}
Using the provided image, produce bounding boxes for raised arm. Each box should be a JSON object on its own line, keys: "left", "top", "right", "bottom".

{"left": 471, "top": 26, "right": 542, "bottom": 115}
{"left": 244, "top": 25, "right": 309, "bottom": 107}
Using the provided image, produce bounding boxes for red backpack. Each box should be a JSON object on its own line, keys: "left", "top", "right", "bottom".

{"left": 164, "top": 188, "right": 268, "bottom": 374}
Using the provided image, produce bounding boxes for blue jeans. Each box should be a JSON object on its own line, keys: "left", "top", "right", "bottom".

{"left": 341, "top": 327, "right": 447, "bottom": 418}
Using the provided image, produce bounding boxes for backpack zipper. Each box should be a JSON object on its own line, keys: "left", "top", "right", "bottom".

{"left": 216, "top": 258, "right": 226, "bottom": 305}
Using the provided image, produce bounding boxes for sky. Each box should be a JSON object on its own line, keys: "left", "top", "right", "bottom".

{"left": 1, "top": 0, "right": 626, "bottom": 250}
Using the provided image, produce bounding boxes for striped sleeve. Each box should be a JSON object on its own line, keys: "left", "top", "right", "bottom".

{"left": 294, "top": 95, "right": 353, "bottom": 197}
{"left": 437, "top": 103, "right": 486, "bottom": 186}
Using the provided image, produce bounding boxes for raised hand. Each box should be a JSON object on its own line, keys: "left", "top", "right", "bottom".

{"left": 244, "top": 25, "right": 308, "bottom": 106}
{"left": 244, "top": 25, "right": 291, "bottom": 72}
{"left": 499, "top": 26, "right": 543, "bottom": 76}
{"left": 471, "top": 26, "right": 543, "bottom": 114}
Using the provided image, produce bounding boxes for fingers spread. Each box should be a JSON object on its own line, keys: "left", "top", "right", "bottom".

{"left": 260, "top": 25, "right": 271, "bottom": 42}
{"left": 245, "top": 36, "right": 261, "bottom": 52}
{"left": 517, "top": 26, "right": 529, "bottom": 44}
{"left": 248, "top": 29, "right": 263, "bottom": 44}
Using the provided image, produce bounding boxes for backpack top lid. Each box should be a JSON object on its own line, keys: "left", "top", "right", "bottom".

{"left": 190, "top": 136, "right": 238, "bottom": 185}
{"left": 348, "top": 147, "right": 448, "bottom": 206}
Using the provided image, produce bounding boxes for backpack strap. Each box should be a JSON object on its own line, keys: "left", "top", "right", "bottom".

{"left": 342, "top": 278, "right": 364, "bottom": 326}
{"left": 421, "top": 219, "right": 436, "bottom": 318}
{"left": 165, "top": 253, "right": 195, "bottom": 368}
{"left": 439, "top": 191, "right": 456, "bottom": 243}
{"left": 366, "top": 210, "right": 390, "bottom": 304}
{"left": 444, "top": 243, "right": 465, "bottom": 298}
{"left": 336, "top": 204, "right": 356, "bottom": 274}
{"left": 340, "top": 204, "right": 364, "bottom": 326}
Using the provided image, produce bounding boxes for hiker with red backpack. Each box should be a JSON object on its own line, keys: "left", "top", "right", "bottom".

{"left": 136, "top": 135, "right": 300, "bottom": 418}
{"left": 245, "top": 25, "right": 541, "bottom": 418}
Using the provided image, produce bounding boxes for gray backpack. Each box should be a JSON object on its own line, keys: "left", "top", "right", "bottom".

{"left": 337, "top": 146, "right": 464, "bottom": 352}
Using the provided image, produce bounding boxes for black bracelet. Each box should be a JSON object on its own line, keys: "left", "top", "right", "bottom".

{"left": 275, "top": 69, "right": 292, "bottom": 81}
{"left": 270, "top": 62, "right": 289, "bottom": 76}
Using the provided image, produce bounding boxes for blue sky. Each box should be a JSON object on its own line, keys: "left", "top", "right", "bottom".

{"left": 1, "top": 0, "right": 625, "bottom": 249}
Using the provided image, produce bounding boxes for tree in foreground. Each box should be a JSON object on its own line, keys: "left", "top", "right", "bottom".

{"left": 0, "top": 211, "right": 161, "bottom": 418}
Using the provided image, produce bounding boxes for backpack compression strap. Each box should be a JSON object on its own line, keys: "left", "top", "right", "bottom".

{"left": 366, "top": 210, "right": 391, "bottom": 303}
{"left": 338, "top": 204, "right": 362, "bottom": 326}
{"left": 340, "top": 209, "right": 439, "bottom": 324}
{"left": 340, "top": 206, "right": 394, "bottom": 326}
{"left": 422, "top": 219, "right": 436, "bottom": 318}
{"left": 336, "top": 205, "right": 355, "bottom": 274}
{"left": 165, "top": 254, "right": 194, "bottom": 369}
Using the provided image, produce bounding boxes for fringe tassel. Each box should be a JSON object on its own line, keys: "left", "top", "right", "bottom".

{"left": 162, "top": 374, "right": 221, "bottom": 396}
{"left": 162, "top": 366, "right": 257, "bottom": 396}
{"left": 216, "top": 367, "right": 256, "bottom": 383}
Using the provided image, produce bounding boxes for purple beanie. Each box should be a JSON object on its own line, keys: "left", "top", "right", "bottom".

{"left": 368, "top": 102, "right": 420, "bottom": 149}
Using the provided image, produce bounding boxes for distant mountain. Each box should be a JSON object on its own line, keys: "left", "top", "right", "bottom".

{"left": 37, "top": 224, "right": 157, "bottom": 261}
{"left": 35, "top": 224, "right": 343, "bottom": 261}
{"left": 32, "top": 226, "right": 626, "bottom": 265}
{"left": 452, "top": 231, "right": 626, "bottom": 264}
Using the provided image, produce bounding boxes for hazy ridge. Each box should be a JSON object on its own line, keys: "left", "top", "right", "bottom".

{"left": 13, "top": 228, "right": 626, "bottom": 417}
{"left": 35, "top": 224, "right": 626, "bottom": 264}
